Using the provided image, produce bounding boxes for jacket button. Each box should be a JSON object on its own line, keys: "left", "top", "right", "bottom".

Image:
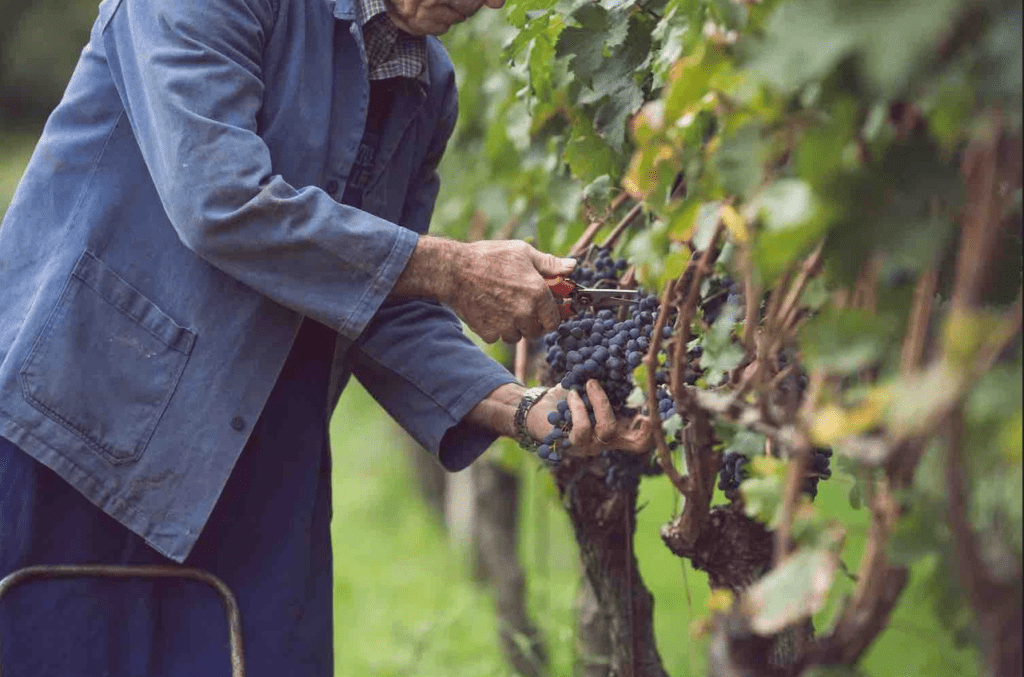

{"left": 230, "top": 416, "right": 246, "bottom": 431}
{"left": 325, "top": 179, "right": 339, "bottom": 195}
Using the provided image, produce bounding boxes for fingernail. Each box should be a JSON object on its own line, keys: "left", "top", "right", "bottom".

{"left": 560, "top": 258, "right": 577, "bottom": 268}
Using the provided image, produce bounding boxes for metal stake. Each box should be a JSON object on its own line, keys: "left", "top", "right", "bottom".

{"left": 0, "top": 564, "right": 245, "bottom": 677}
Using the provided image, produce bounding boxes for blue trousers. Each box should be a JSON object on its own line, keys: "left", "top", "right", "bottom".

{"left": 0, "top": 319, "right": 336, "bottom": 677}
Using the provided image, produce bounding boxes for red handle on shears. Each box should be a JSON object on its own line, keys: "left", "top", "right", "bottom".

{"left": 545, "top": 275, "right": 577, "bottom": 320}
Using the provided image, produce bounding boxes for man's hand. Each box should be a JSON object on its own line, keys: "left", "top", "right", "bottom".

{"left": 462, "top": 381, "right": 653, "bottom": 458}
{"left": 392, "top": 236, "right": 576, "bottom": 344}
{"left": 526, "top": 380, "right": 653, "bottom": 458}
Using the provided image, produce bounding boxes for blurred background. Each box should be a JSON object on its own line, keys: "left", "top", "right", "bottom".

{"left": 0, "top": 2, "right": 989, "bottom": 675}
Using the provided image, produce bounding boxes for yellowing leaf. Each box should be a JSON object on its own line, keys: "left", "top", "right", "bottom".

{"left": 623, "top": 144, "right": 678, "bottom": 199}
{"left": 943, "top": 308, "right": 1004, "bottom": 367}
{"left": 750, "top": 455, "right": 785, "bottom": 478}
{"left": 721, "top": 204, "right": 748, "bottom": 242}
{"left": 810, "top": 387, "right": 891, "bottom": 445}
{"left": 667, "top": 199, "right": 701, "bottom": 240}
{"left": 663, "top": 247, "right": 691, "bottom": 282}
{"left": 708, "top": 588, "right": 734, "bottom": 613}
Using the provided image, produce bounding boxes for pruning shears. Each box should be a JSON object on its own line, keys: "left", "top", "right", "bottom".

{"left": 545, "top": 275, "right": 641, "bottom": 320}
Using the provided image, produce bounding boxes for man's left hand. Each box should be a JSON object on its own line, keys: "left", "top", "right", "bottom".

{"left": 527, "top": 380, "right": 653, "bottom": 458}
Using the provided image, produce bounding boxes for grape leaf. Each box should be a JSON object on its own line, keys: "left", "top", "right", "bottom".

{"left": 555, "top": 26, "right": 607, "bottom": 86}
{"left": 751, "top": 0, "right": 961, "bottom": 96}
{"left": 506, "top": 0, "right": 558, "bottom": 29}
{"left": 565, "top": 114, "right": 620, "bottom": 183}
{"left": 714, "top": 124, "right": 767, "bottom": 198}
{"left": 702, "top": 303, "right": 744, "bottom": 383}
{"left": 751, "top": 179, "right": 817, "bottom": 231}
{"left": 800, "top": 307, "right": 899, "bottom": 375}
{"left": 743, "top": 547, "right": 838, "bottom": 635}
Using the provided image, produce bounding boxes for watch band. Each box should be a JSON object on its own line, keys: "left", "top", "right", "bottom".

{"left": 513, "top": 386, "right": 550, "bottom": 450}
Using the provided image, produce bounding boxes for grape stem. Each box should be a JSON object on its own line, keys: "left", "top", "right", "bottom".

{"left": 599, "top": 201, "right": 645, "bottom": 252}
{"left": 642, "top": 278, "right": 690, "bottom": 497}
{"left": 568, "top": 192, "right": 631, "bottom": 258}
{"left": 668, "top": 222, "right": 725, "bottom": 410}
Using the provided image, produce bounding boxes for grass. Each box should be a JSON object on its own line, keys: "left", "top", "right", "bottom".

{"left": 1, "top": 133, "right": 982, "bottom": 677}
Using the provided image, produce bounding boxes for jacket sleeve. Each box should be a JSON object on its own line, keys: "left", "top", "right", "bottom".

{"left": 349, "top": 67, "right": 518, "bottom": 471}
{"left": 348, "top": 299, "right": 518, "bottom": 471}
{"left": 100, "top": 0, "right": 418, "bottom": 339}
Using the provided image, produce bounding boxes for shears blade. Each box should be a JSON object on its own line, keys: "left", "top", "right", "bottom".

{"left": 545, "top": 275, "right": 640, "bottom": 319}
{"left": 574, "top": 287, "right": 641, "bottom": 309}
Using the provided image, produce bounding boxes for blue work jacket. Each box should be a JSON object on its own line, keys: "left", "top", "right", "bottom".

{"left": 0, "top": 0, "right": 515, "bottom": 562}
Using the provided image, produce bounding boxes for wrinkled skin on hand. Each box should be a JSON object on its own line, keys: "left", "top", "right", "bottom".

{"left": 527, "top": 380, "right": 653, "bottom": 458}
{"left": 446, "top": 240, "right": 575, "bottom": 344}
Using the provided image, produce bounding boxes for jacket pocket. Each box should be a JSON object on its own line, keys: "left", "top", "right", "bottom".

{"left": 20, "top": 251, "right": 196, "bottom": 465}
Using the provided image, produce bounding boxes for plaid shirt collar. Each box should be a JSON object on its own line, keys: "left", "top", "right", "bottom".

{"left": 353, "top": 0, "right": 428, "bottom": 83}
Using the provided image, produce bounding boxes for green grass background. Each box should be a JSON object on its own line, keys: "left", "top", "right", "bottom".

{"left": 1, "top": 133, "right": 981, "bottom": 676}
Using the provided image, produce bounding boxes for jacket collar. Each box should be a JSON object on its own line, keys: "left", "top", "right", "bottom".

{"left": 330, "top": 0, "right": 357, "bottom": 22}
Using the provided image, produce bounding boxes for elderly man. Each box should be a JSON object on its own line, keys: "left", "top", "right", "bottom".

{"left": 0, "top": 0, "right": 649, "bottom": 674}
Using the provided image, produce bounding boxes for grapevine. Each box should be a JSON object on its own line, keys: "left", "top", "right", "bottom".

{"left": 437, "top": 0, "right": 1024, "bottom": 674}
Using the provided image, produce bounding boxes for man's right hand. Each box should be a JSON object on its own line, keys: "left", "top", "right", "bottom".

{"left": 391, "top": 236, "right": 576, "bottom": 343}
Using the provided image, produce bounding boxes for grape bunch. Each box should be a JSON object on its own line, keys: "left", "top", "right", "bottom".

{"left": 717, "top": 447, "right": 834, "bottom": 500}
{"left": 803, "top": 447, "right": 833, "bottom": 499}
{"left": 570, "top": 247, "right": 628, "bottom": 288}
{"left": 717, "top": 451, "right": 750, "bottom": 494}
{"left": 777, "top": 347, "right": 809, "bottom": 395}
{"left": 535, "top": 400, "right": 573, "bottom": 463}
{"left": 536, "top": 248, "right": 672, "bottom": 468}
{"left": 602, "top": 449, "right": 663, "bottom": 493}
{"left": 700, "top": 276, "right": 744, "bottom": 325}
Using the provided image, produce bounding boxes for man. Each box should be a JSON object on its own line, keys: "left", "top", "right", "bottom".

{"left": 0, "top": 0, "right": 650, "bottom": 674}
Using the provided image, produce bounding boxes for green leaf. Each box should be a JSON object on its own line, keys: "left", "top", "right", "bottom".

{"left": 555, "top": 26, "right": 606, "bottom": 85}
{"left": 823, "top": 149, "right": 962, "bottom": 284}
{"left": 506, "top": 0, "right": 558, "bottom": 29}
{"left": 729, "top": 429, "right": 767, "bottom": 458}
{"left": 743, "top": 548, "right": 838, "bottom": 635}
{"left": 663, "top": 44, "right": 729, "bottom": 123}
{"left": 564, "top": 115, "right": 620, "bottom": 183}
{"left": 662, "top": 412, "right": 684, "bottom": 443}
{"left": 582, "top": 13, "right": 653, "bottom": 150}
{"left": 741, "top": 476, "right": 784, "bottom": 525}
{"left": 800, "top": 307, "right": 899, "bottom": 374}
{"left": 753, "top": 179, "right": 817, "bottom": 231}
{"left": 714, "top": 124, "right": 767, "bottom": 198}
{"left": 626, "top": 221, "right": 673, "bottom": 288}
{"left": 692, "top": 201, "right": 722, "bottom": 250}
{"left": 662, "top": 246, "right": 691, "bottom": 282}
{"left": 503, "top": 10, "right": 553, "bottom": 61}
{"left": 650, "top": 5, "right": 691, "bottom": 83}
{"left": 527, "top": 22, "right": 562, "bottom": 101}
{"left": 795, "top": 97, "right": 859, "bottom": 190}
{"left": 753, "top": 220, "right": 827, "bottom": 284}
{"left": 589, "top": 78, "right": 645, "bottom": 153}
{"left": 751, "top": 0, "right": 962, "bottom": 96}
{"left": 702, "top": 303, "right": 745, "bottom": 383}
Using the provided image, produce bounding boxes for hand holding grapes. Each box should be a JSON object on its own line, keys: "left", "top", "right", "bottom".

{"left": 526, "top": 380, "right": 652, "bottom": 458}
